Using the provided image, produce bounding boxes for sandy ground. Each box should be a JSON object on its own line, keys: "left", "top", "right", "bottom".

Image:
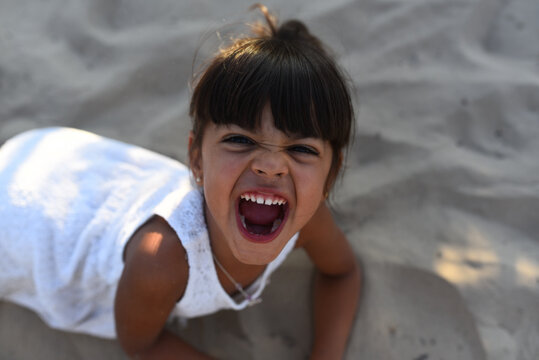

{"left": 1, "top": 0, "right": 538, "bottom": 359}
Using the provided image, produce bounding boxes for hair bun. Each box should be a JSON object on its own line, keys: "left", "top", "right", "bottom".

{"left": 250, "top": 4, "right": 323, "bottom": 50}
{"left": 276, "top": 20, "right": 308, "bottom": 40}
{"left": 276, "top": 20, "right": 323, "bottom": 49}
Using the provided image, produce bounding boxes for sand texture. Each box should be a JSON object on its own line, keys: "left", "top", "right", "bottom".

{"left": 1, "top": 0, "right": 538, "bottom": 359}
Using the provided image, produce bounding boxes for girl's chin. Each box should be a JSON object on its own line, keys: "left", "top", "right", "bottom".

{"left": 230, "top": 234, "right": 288, "bottom": 265}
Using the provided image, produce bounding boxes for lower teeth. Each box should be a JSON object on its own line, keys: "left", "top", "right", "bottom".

{"left": 270, "top": 219, "right": 281, "bottom": 232}
{"left": 240, "top": 215, "right": 282, "bottom": 235}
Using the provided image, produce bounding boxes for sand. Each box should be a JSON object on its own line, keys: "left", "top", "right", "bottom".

{"left": 1, "top": 0, "right": 538, "bottom": 359}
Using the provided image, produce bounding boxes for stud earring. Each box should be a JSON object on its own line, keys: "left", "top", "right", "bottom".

{"left": 196, "top": 176, "right": 202, "bottom": 184}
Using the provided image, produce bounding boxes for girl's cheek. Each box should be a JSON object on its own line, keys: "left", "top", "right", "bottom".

{"left": 295, "top": 173, "right": 323, "bottom": 205}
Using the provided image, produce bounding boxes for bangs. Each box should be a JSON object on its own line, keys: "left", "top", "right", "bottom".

{"left": 190, "top": 38, "right": 352, "bottom": 146}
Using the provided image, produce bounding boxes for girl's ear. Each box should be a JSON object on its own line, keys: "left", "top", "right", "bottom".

{"left": 188, "top": 131, "right": 202, "bottom": 176}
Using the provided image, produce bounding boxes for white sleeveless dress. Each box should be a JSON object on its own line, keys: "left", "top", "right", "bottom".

{"left": 0, "top": 127, "right": 298, "bottom": 339}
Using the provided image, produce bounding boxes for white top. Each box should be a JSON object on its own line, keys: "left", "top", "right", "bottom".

{"left": 0, "top": 127, "right": 298, "bottom": 338}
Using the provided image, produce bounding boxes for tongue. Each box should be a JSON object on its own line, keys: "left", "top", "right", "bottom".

{"left": 239, "top": 200, "right": 281, "bottom": 225}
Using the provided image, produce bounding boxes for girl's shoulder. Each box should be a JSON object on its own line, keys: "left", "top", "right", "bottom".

{"left": 295, "top": 202, "right": 357, "bottom": 276}
{"left": 121, "top": 215, "right": 189, "bottom": 302}
{"left": 115, "top": 215, "right": 188, "bottom": 351}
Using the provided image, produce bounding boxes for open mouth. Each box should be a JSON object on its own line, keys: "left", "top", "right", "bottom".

{"left": 236, "top": 192, "right": 288, "bottom": 243}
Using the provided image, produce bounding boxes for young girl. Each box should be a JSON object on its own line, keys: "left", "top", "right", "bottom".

{"left": 0, "top": 5, "right": 361, "bottom": 359}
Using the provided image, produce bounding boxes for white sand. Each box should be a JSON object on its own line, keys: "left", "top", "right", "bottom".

{"left": 1, "top": 0, "right": 538, "bottom": 359}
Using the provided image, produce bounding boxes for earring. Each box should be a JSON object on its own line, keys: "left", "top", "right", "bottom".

{"left": 195, "top": 176, "right": 202, "bottom": 184}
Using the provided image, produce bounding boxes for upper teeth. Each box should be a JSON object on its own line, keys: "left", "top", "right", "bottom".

{"left": 240, "top": 193, "right": 287, "bottom": 205}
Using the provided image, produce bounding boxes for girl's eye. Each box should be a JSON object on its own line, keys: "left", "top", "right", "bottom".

{"left": 223, "top": 135, "right": 255, "bottom": 145}
{"left": 287, "top": 145, "right": 319, "bottom": 156}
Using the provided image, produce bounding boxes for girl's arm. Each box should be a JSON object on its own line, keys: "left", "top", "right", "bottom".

{"left": 298, "top": 203, "right": 362, "bottom": 360}
{"left": 114, "top": 216, "right": 213, "bottom": 360}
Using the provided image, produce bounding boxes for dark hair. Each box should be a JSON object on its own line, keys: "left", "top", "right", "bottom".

{"left": 189, "top": 5, "right": 354, "bottom": 191}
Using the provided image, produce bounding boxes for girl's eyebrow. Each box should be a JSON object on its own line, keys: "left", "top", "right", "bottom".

{"left": 280, "top": 131, "right": 324, "bottom": 143}
{"left": 287, "top": 133, "right": 319, "bottom": 141}
{"left": 221, "top": 124, "right": 321, "bottom": 142}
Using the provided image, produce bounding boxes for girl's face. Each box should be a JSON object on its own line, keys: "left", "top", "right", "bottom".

{"left": 191, "top": 104, "right": 333, "bottom": 265}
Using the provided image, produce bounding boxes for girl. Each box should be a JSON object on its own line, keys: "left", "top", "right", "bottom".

{"left": 0, "top": 5, "right": 361, "bottom": 359}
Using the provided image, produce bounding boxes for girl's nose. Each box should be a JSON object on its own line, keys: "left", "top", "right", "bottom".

{"left": 251, "top": 151, "right": 289, "bottom": 178}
